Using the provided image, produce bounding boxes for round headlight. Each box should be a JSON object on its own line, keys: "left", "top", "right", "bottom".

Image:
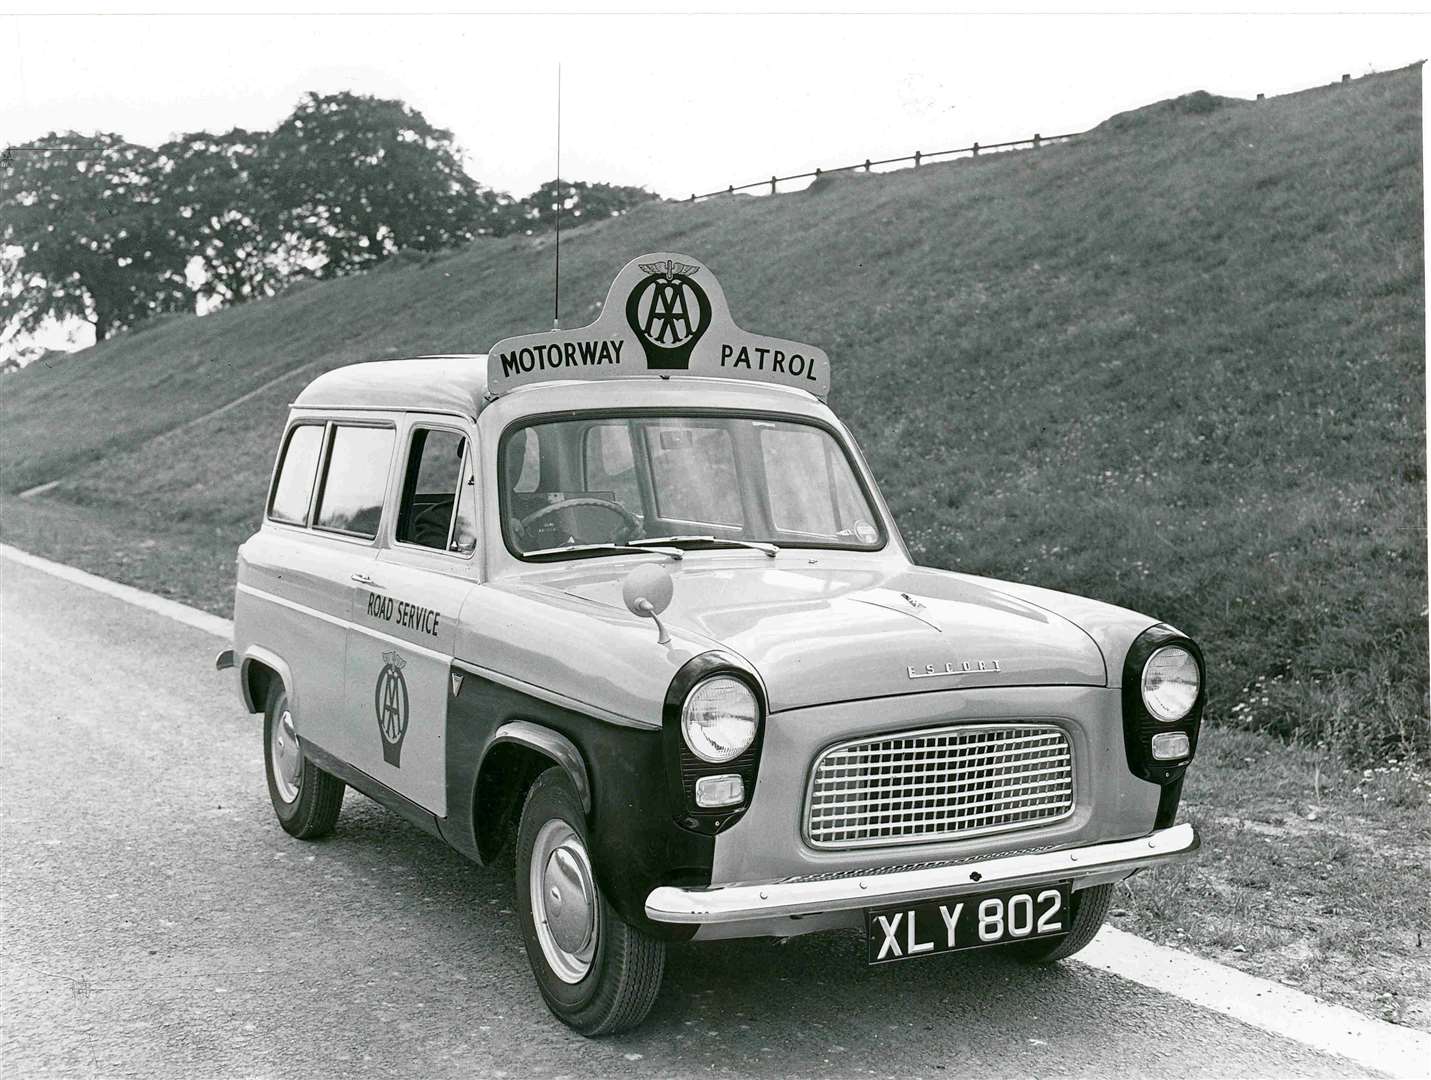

{"left": 1141, "top": 645, "right": 1200, "bottom": 722}
{"left": 681, "top": 676, "right": 759, "bottom": 763}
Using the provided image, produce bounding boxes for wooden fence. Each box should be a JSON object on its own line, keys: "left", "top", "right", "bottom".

{"left": 687, "top": 130, "right": 1084, "bottom": 202}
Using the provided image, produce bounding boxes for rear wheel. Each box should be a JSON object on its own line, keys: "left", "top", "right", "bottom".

{"left": 514, "top": 769, "right": 665, "bottom": 1035}
{"left": 263, "top": 682, "right": 344, "bottom": 839}
{"left": 1012, "top": 882, "right": 1114, "bottom": 963}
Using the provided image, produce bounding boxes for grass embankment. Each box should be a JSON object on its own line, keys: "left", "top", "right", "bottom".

{"left": 2, "top": 66, "right": 1425, "bottom": 1027}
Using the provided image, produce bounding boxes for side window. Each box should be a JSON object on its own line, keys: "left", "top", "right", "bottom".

{"left": 451, "top": 457, "right": 479, "bottom": 555}
{"left": 314, "top": 425, "right": 394, "bottom": 539}
{"left": 397, "top": 427, "right": 475, "bottom": 554}
{"left": 648, "top": 422, "right": 744, "bottom": 526}
{"left": 759, "top": 423, "right": 870, "bottom": 538}
{"left": 268, "top": 423, "right": 324, "bottom": 525}
{"left": 584, "top": 423, "right": 642, "bottom": 516}
{"left": 511, "top": 428, "right": 540, "bottom": 492}
{"left": 760, "top": 425, "right": 839, "bottom": 534}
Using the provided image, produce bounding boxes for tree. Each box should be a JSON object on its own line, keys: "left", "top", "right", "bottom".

{"left": 157, "top": 128, "right": 288, "bottom": 307}
{"left": 260, "top": 92, "right": 501, "bottom": 277}
{"left": 519, "top": 179, "right": 658, "bottom": 233}
{"left": 1, "top": 133, "right": 190, "bottom": 341}
{"left": 0, "top": 100, "right": 658, "bottom": 357}
{"left": 483, "top": 191, "right": 530, "bottom": 239}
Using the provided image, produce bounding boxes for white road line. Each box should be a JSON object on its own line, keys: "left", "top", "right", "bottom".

{"left": 4, "top": 541, "right": 1429, "bottom": 1076}
{"left": 1077, "top": 927, "right": 1429, "bottom": 1079}
{"left": 0, "top": 543, "right": 232, "bottom": 641}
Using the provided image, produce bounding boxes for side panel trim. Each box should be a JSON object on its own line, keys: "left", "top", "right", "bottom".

{"left": 302, "top": 740, "right": 445, "bottom": 840}
{"left": 240, "top": 583, "right": 648, "bottom": 730}
{"left": 453, "top": 658, "right": 653, "bottom": 731}
{"left": 237, "top": 581, "right": 348, "bottom": 629}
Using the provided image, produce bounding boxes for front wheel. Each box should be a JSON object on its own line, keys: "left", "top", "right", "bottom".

{"left": 263, "top": 682, "right": 344, "bottom": 839}
{"left": 514, "top": 769, "right": 665, "bottom": 1035}
{"left": 1012, "top": 882, "right": 1114, "bottom": 963}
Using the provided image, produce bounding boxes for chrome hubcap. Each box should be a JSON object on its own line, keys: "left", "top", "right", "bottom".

{"left": 530, "top": 820, "right": 597, "bottom": 983}
{"left": 271, "top": 705, "right": 302, "bottom": 804}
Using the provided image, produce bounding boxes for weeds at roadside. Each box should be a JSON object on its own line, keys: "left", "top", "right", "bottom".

{"left": 1117, "top": 727, "right": 1431, "bottom": 1032}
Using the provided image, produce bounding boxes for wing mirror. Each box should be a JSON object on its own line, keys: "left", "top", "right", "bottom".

{"left": 622, "top": 563, "right": 674, "bottom": 646}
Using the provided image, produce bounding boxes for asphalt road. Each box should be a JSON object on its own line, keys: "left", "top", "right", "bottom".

{"left": 0, "top": 557, "right": 1379, "bottom": 1079}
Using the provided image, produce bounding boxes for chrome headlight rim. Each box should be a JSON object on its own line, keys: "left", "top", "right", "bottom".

{"left": 681, "top": 674, "right": 760, "bottom": 764}
{"left": 1140, "top": 643, "right": 1201, "bottom": 723}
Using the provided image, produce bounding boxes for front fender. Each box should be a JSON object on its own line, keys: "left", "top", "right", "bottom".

{"left": 952, "top": 571, "right": 1161, "bottom": 687}
{"left": 445, "top": 666, "right": 711, "bottom": 940}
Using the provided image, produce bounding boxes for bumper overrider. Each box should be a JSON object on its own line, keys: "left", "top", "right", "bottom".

{"left": 645, "top": 822, "right": 1198, "bottom": 924}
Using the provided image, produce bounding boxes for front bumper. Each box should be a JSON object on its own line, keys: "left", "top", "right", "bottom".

{"left": 646, "top": 822, "right": 1198, "bottom": 925}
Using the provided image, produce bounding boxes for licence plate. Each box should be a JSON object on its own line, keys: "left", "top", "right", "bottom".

{"left": 865, "top": 882, "right": 1072, "bottom": 964}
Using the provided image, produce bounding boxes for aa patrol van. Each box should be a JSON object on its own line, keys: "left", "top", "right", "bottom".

{"left": 219, "top": 253, "right": 1204, "bottom": 1035}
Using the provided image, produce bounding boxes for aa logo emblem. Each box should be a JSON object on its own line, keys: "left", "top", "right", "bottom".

{"left": 626, "top": 259, "right": 712, "bottom": 370}
{"left": 374, "top": 650, "right": 410, "bottom": 767}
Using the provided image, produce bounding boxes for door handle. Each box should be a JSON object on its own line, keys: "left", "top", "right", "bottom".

{"left": 351, "top": 572, "right": 382, "bottom": 588}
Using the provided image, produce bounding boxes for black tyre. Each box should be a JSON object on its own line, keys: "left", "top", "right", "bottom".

{"left": 1013, "top": 883, "right": 1114, "bottom": 963}
{"left": 514, "top": 769, "right": 665, "bottom": 1035}
{"left": 263, "top": 681, "right": 344, "bottom": 840}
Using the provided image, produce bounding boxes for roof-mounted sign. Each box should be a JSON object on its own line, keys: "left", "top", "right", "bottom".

{"left": 487, "top": 253, "right": 830, "bottom": 399}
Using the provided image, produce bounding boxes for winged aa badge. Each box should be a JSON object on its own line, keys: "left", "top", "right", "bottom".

{"left": 638, "top": 259, "right": 701, "bottom": 281}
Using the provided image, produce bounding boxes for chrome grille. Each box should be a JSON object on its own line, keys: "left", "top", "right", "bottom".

{"left": 805, "top": 724, "right": 1074, "bottom": 849}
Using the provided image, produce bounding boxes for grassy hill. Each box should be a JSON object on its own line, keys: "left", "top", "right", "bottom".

{"left": 2, "top": 65, "right": 1424, "bottom": 763}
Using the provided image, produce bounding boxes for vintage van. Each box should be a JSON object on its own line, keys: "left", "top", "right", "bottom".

{"left": 219, "top": 253, "right": 1203, "bottom": 1035}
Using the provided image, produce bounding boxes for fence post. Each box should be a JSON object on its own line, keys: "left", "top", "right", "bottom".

{"left": 972, "top": 141, "right": 980, "bottom": 156}
{"left": 864, "top": 158, "right": 871, "bottom": 172}
{"left": 913, "top": 150, "right": 921, "bottom": 168}
{"left": 1033, "top": 133, "right": 1041, "bottom": 149}
{"left": 770, "top": 175, "right": 777, "bottom": 194}
{"left": 690, "top": 194, "right": 696, "bottom": 202}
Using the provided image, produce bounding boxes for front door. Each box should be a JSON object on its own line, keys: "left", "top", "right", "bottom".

{"left": 344, "top": 419, "right": 479, "bottom": 817}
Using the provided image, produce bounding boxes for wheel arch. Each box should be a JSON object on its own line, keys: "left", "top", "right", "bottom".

{"left": 239, "top": 646, "right": 296, "bottom": 715}
{"left": 473, "top": 721, "right": 592, "bottom": 864}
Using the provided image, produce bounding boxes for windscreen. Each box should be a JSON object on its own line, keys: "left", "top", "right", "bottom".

{"left": 500, "top": 414, "right": 884, "bottom": 557}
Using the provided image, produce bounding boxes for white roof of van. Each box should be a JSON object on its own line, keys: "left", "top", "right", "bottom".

{"left": 292, "top": 356, "right": 490, "bottom": 416}
{"left": 290, "top": 353, "right": 823, "bottom": 419}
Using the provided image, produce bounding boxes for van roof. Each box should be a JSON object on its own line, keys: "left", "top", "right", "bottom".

{"left": 292, "top": 356, "right": 490, "bottom": 416}
{"left": 291, "top": 354, "right": 823, "bottom": 419}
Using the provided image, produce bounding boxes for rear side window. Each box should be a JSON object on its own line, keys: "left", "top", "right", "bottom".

{"left": 314, "top": 425, "right": 394, "bottom": 539}
{"left": 268, "top": 424, "right": 324, "bottom": 525}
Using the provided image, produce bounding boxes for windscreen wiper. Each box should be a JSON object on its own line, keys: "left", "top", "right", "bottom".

{"left": 522, "top": 542, "right": 684, "bottom": 561}
{"left": 628, "top": 535, "right": 779, "bottom": 558}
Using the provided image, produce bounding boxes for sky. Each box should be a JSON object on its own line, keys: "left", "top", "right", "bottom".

{"left": 1, "top": 5, "right": 1425, "bottom": 359}
{"left": 4, "top": 7, "right": 1425, "bottom": 202}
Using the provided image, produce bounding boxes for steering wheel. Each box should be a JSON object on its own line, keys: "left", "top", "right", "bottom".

{"left": 516, "top": 497, "right": 640, "bottom": 546}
